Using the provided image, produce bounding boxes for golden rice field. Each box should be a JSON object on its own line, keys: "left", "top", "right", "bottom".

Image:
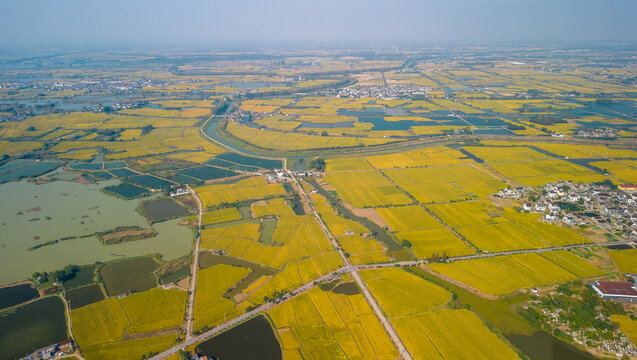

{"left": 252, "top": 198, "right": 295, "bottom": 218}
{"left": 396, "top": 229, "right": 475, "bottom": 259}
{"left": 199, "top": 207, "right": 242, "bottom": 226}
{"left": 611, "top": 315, "right": 637, "bottom": 347}
{"left": 194, "top": 264, "right": 250, "bottom": 332}
{"left": 225, "top": 121, "right": 396, "bottom": 151}
{"left": 427, "top": 201, "right": 505, "bottom": 228}
{"left": 337, "top": 235, "right": 390, "bottom": 265}
{"left": 590, "top": 160, "right": 637, "bottom": 183}
{"left": 393, "top": 309, "right": 521, "bottom": 360}
{"left": 197, "top": 177, "right": 286, "bottom": 208}
{"left": 268, "top": 287, "right": 399, "bottom": 360}
{"left": 489, "top": 159, "right": 608, "bottom": 186}
{"left": 323, "top": 171, "right": 412, "bottom": 208}
{"left": 427, "top": 251, "right": 603, "bottom": 295}
{"left": 248, "top": 252, "right": 344, "bottom": 303}
{"left": 375, "top": 205, "right": 442, "bottom": 231}
{"left": 361, "top": 268, "right": 451, "bottom": 317}
{"left": 81, "top": 335, "right": 177, "bottom": 360}
{"left": 325, "top": 157, "right": 374, "bottom": 172}
{"left": 118, "top": 288, "right": 187, "bottom": 334}
{"left": 463, "top": 146, "right": 551, "bottom": 162}
{"left": 365, "top": 147, "right": 466, "bottom": 169}
{"left": 0, "top": 140, "right": 44, "bottom": 157}
{"left": 201, "top": 215, "right": 335, "bottom": 269}
{"left": 313, "top": 201, "right": 369, "bottom": 237}
{"left": 70, "top": 288, "right": 186, "bottom": 349}
{"left": 607, "top": 249, "right": 637, "bottom": 273}
{"left": 71, "top": 297, "right": 131, "bottom": 347}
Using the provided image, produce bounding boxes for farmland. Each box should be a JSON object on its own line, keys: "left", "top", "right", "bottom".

{"left": 268, "top": 286, "right": 399, "bottom": 360}
{"left": 2, "top": 45, "right": 637, "bottom": 360}
{"left": 427, "top": 251, "right": 604, "bottom": 295}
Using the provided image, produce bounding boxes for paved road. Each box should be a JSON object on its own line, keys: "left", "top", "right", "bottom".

{"left": 184, "top": 185, "right": 203, "bottom": 340}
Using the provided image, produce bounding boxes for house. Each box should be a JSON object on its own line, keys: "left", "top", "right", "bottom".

{"left": 590, "top": 281, "right": 637, "bottom": 303}
{"left": 535, "top": 203, "right": 547, "bottom": 212}
{"left": 522, "top": 203, "right": 532, "bottom": 211}
{"left": 619, "top": 184, "right": 637, "bottom": 192}
{"left": 545, "top": 214, "right": 558, "bottom": 221}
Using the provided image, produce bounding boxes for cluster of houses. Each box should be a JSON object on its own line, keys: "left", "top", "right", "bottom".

{"left": 497, "top": 181, "right": 637, "bottom": 240}
{"left": 266, "top": 169, "right": 316, "bottom": 183}
{"left": 20, "top": 340, "right": 73, "bottom": 360}
{"left": 337, "top": 84, "right": 429, "bottom": 99}
{"left": 169, "top": 186, "right": 191, "bottom": 197}
{"left": 575, "top": 128, "right": 618, "bottom": 138}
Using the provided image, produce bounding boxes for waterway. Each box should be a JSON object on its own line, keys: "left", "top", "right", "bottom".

{"left": 0, "top": 178, "right": 193, "bottom": 285}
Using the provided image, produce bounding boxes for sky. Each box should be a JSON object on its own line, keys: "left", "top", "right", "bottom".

{"left": 1, "top": 0, "right": 636, "bottom": 49}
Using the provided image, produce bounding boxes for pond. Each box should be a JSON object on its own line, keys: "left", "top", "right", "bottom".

{"left": 103, "top": 183, "right": 150, "bottom": 199}
{"left": 0, "top": 160, "right": 63, "bottom": 183}
{"left": 0, "top": 296, "right": 68, "bottom": 360}
{"left": 142, "top": 198, "right": 190, "bottom": 223}
{"left": 178, "top": 165, "right": 232, "bottom": 181}
{"left": 196, "top": 315, "right": 282, "bottom": 360}
{"left": 0, "top": 283, "right": 39, "bottom": 310}
{"left": 65, "top": 284, "right": 104, "bottom": 309}
{"left": 0, "top": 179, "right": 193, "bottom": 285}
{"left": 100, "top": 256, "right": 160, "bottom": 296}
{"left": 508, "top": 331, "right": 599, "bottom": 360}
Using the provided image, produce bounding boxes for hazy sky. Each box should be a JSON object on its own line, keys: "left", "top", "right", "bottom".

{"left": 1, "top": 0, "right": 636, "bottom": 48}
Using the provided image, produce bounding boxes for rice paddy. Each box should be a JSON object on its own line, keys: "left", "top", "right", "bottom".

{"left": 427, "top": 251, "right": 604, "bottom": 295}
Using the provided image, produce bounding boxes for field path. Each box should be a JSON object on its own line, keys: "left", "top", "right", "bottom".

{"left": 184, "top": 184, "right": 202, "bottom": 340}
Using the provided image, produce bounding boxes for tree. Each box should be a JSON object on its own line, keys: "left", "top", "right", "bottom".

{"left": 401, "top": 239, "right": 412, "bottom": 247}
{"left": 321, "top": 131, "right": 328, "bottom": 137}
{"left": 141, "top": 124, "right": 154, "bottom": 135}
{"left": 311, "top": 158, "right": 326, "bottom": 172}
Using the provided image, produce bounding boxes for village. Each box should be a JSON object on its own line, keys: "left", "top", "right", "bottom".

{"left": 497, "top": 180, "right": 637, "bottom": 241}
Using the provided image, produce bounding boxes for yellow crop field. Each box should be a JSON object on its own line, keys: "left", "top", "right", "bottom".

{"left": 457, "top": 222, "right": 548, "bottom": 252}
{"left": 375, "top": 205, "right": 441, "bottom": 231}
{"left": 337, "top": 235, "right": 389, "bottom": 265}
{"left": 252, "top": 198, "right": 295, "bottom": 218}
{"left": 226, "top": 121, "right": 396, "bottom": 151}
{"left": 366, "top": 148, "right": 465, "bottom": 169}
{"left": 427, "top": 165, "right": 507, "bottom": 197}
{"left": 608, "top": 249, "right": 637, "bottom": 273}
{"left": 70, "top": 297, "right": 130, "bottom": 347}
{"left": 427, "top": 201, "right": 505, "bottom": 228}
{"left": 194, "top": 264, "right": 250, "bottom": 332}
{"left": 394, "top": 309, "right": 521, "bottom": 360}
{"left": 200, "top": 207, "right": 242, "bottom": 226}
{"left": 118, "top": 288, "right": 187, "bottom": 334}
{"left": 540, "top": 250, "right": 605, "bottom": 278}
{"left": 313, "top": 196, "right": 368, "bottom": 237}
{"left": 396, "top": 229, "right": 475, "bottom": 258}
{"left": 0, "top": 140, "right": 44, "bottom": 157}
{"left": 490, "top": 159, "right": 607, "bottom": 186}
{"left": 57, "top": 148, "right": 98, "bottom": 160}
{"left": 120, "top": 108, "right": 182, "bottom": 117}
{"left": 323, "top": 171, "right": 412, "bottom": 208}
{"left": 200, "top": 222, "right": 260, "bottom": 251}
{"left": 612, "top": 315, "right": 637, "bottom": 346}
{"left": 428, "top": 252, "right": 601, "bottom": 295}
{"left": 81, "top": 335, "right": 177, "bottom": 360}
{"left": 383, "top": 168, "right": 468, "bottom": 203}
{"left": 117, "top": 129, "right": 142, "bottom": 141}
{"left": 590, "top": 160, "right": 637, "bottom": 183}
{"left": 362, "top": 268, "right": 451, "bottom": 317}
{"left": 268, "top": 287, "right": 399, "bottom": 360}
{"left": 254, "top": 116, "right": 301, "bottom": 131}
{"left": 326, "top": 157, "right": 374, "bottom": 172}
{"left": 580, "top": 145, "right": 637, "bottom": 158}
{"left": 197, "top": 177, "right": 286, "bottom": 208}
{"left": 463, "top": 146, "right": 550, "bottom": 162}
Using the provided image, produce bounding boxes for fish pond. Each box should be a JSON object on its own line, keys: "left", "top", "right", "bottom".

{"left": 65, "top": 284, "right": 105, "bottom": 309}
{"left": 0, "top": 178, "right": 192, "bottom": 285}
{"left": 0, "top": 283, "right": 39, "bottom": 311}
{"left": 196, "top": 315, "right": 282, "bottom": 360}
{"left": 103, "top": 183, "right": 151, "bottom": 199}
{"left": 142, "top": 198, "right": 190, "bottom": 223}
{"left": 0, "top": 296, "right": 68, "bottom": 360}
{"left": 100, "top": 256, "right": 160, "bottom": 296}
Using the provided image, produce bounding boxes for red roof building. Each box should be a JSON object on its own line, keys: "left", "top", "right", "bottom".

{"left": 591, "top": 281, "right": 637, "bottom": 303}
